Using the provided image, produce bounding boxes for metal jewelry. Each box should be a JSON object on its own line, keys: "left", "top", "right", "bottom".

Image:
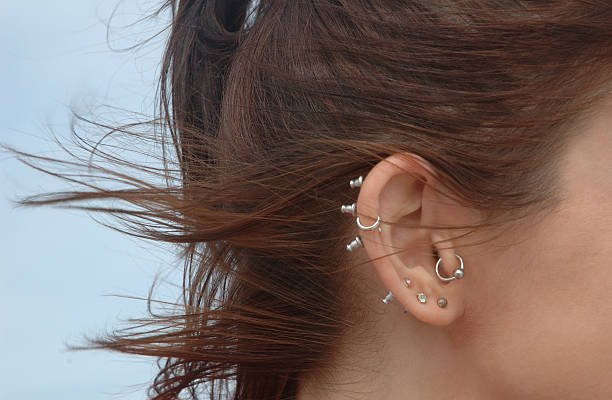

{"left": 381, "top": 291, "right": 393, "bottom": 304}
{"left": 346, "top": 236, "right": 363, "bottom": 252}
{"left": 435, "top": 253, "right": 465, "bottom": 282}
{"left": 416, "top": 292, "right": 427, "bottom": 303}
{"left": 356, "top": 215, "right": 382, "bottom": 232}
{"left": 349, "top": 176, "right": 363, "bottom": 188}
{"left": 437, "top": 297, "right": 448, "bottom": 308}
{"left": 340, "top": 202, "right": 357, "bottom": 215}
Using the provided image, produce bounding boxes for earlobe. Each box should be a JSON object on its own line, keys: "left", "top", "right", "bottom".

{"left": 340, "top": 152, "right": 469, "bottom": 326}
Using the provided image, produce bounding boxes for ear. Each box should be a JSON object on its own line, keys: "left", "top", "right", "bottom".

{"left": 354, "top": 152, "right": 474, "bottom": 326}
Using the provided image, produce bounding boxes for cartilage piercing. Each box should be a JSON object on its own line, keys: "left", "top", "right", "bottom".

{"left": 349, "top": 176, "right": 363, "bottom": 188}
{"left": 340, "top": 203, "right": 357, "bottom": 215}
{"left": 356, "top": 215, "right": 382, "bottom": 232}
{"left": 346, "top": 236, "right": 363, "bottom": 251}
{"left": 435, "top": 254, "right": 465, "bottom": 282}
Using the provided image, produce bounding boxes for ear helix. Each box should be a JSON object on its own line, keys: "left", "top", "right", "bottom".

{"left": 340, "top": 175, "right": 382, "bottom": 254}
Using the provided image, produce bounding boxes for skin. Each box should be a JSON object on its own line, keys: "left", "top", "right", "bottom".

{"left": 296, "top": 95, "right": 612, "bottom": 400}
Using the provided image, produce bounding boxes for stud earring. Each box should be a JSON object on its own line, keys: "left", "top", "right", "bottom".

{"left": 381, "top": 291, "right": 393, "bottom": 304}
{"left": 340, "top": 202, "right": 357, "bottom": 215}
{"left": 403, "top": 278, "right": 411, "bottom": 288}
{"left": 437, "top": 297, "right": 448, "bottom": 308}
{"left": 346, "top": 236, "right": 363, "bottom": 251}
{"left": 342, "top": 175, "right": 383, "bottom": 250}
{"left": 349, "top": 176, "right": 363, "bottom": 188}
{"left": 416, "top": 292, "right": 427, "bottom": 304}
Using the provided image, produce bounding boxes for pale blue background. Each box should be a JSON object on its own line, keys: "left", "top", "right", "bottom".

{"left": 0, "top": 1, "right": 183, "bottom": 399}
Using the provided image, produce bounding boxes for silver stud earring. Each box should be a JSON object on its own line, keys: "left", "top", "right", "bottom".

{"left": 381, "top": 291, "right": 393, "bottom": 304}
{"left": 342, "top": 175, "right": 382, "bottom": 250}
{"left": 340, "top": 202, "right": 357, "bottom": 215}
{"left": 403, "top": 278, "right": 411, "bottom": 288}
{"left": 416, "top": 292, "right": 427, "bottom": 304}
{"left": 346, "top": 236, "right": 363, "bottom": 251}
{"left": 349, "top": 176, "right": 363, "bottom": 188}
{"left": 437, "top": 297, "right": 448, "bottom": 308}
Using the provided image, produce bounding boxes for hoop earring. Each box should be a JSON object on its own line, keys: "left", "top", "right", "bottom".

{"left": 435, "top": 253, "right": 464, "bottom": 282}
{"left": 356, "top": 215, "right": 382, "bottom": 232}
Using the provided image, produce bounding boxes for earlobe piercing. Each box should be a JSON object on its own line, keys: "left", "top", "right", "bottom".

{"left": 381, "top": 291, "right": 394, "bottom": 304}
{"left": 416, "top": 292, "right": 427, "bottom": 304}
{"left": 437, "top": 297, "right": 448, "bottom": 308}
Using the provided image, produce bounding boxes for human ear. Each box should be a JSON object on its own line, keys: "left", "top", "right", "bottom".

{"left": 353, "top": 152, "right": 471, "bottom": 326}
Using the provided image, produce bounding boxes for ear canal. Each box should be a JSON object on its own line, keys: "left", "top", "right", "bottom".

{"left": 431, "top": 245, "right": 440, "bottom": 259}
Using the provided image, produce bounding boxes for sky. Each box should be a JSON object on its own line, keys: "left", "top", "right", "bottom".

{"left": 0, "top": 1, "right": 184, "bottom": 399}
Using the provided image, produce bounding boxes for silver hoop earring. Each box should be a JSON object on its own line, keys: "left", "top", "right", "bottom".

{"left": 356, "top": 215, "right": 382, "bottom": 232}
{"left": 435, "top": 253, "right": 464, "bottom": 282}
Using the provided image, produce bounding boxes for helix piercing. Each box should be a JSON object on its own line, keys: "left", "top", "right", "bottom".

{"left": 349, "top": 176, "right": 363, "bottom": 188}
{"left": 346, "top": 236, "right": 363, "bottom": 252}
{"left": 340, "top": 203, "right": 357, "bottom": 215}
{"left": 356, "top": 215, "right": 382, "bottom": 232}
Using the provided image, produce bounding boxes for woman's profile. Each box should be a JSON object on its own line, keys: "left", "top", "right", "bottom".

{"left": 4, "top": 0, "right": 612, "bottom": 399}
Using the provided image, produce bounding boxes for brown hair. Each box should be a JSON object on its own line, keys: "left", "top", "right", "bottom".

{"left": 4, "top": 0, "right": 612, "bottom": 399}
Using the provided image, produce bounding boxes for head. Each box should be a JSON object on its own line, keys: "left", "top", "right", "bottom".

{"left": 6, "top": 0, "right": 612, "bottom": 399}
